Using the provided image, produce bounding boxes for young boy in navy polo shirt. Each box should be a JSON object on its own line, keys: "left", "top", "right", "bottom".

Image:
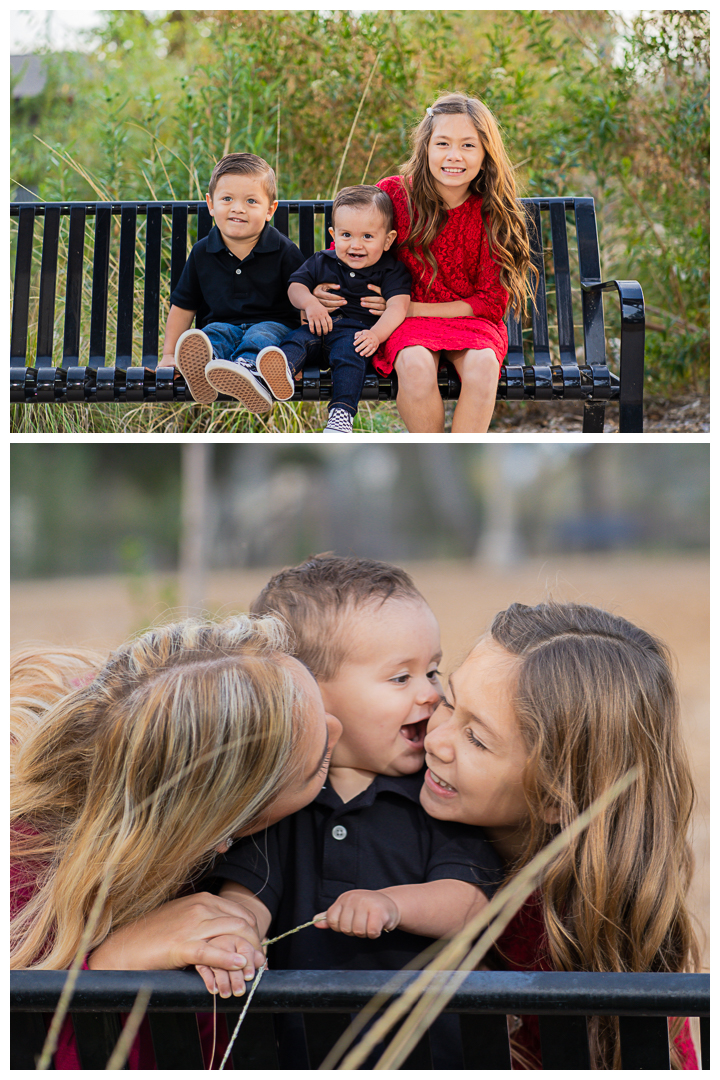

{"left": 161, "top": 153, "right": 303, "bottom": 409}
{"left": 201, "top": 557, "right": 502, "bottom": 1065}
{"left": 250, "top": 187, "right": 411, "bottom": 432}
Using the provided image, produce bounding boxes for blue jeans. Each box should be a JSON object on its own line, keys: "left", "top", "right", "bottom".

{"left": 201, "top": 321, "right": 295, "bottom": 366}
{"left": 282, "top": 318, "right": 371, "bottom": 416}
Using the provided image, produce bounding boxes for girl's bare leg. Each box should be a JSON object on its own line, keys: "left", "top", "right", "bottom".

{"left": 448, "top": 348, "right": 499, "bottom": 433}
{"left": 394, "top": 346, "right": 444, "bottom": 433}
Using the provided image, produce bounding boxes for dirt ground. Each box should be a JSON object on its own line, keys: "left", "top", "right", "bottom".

{"left": 11, "top": 553, "right": 709, "bottom": 968}
{"left": 482, "top": 393, "right": 710, "bottom": 433}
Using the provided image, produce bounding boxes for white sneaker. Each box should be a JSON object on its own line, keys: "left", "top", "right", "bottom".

{"left": 205, "top": 358, "right": 273, "bottom": 413}
{"left": 175, "top": 329, "right": 217, "bottom": 403}
{"left": 256, "top": 345, "right": 295, "bottom": 401}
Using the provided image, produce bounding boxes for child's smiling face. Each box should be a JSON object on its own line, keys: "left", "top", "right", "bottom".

{"left": 427, "top": 114, "right": 486, "bottom": 202}
{"left": 320, "top": 598, "right": 442, "bottom": 779}
{"left": 329, "top": 205, "right": 397, "bottom": 271}
{"left": 206, "top": 172, "right": 278, "bottom": 246}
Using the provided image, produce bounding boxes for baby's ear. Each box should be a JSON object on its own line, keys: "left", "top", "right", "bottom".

{"left": 205, "top": 193, "right": 214, "bottom": 216}
{"left": 541, "top": 803, "right": 561, "bottom": 825}
{"left": 383, "top": 230, "right": 397, "bottom": 250}
{"left": 266, "top": 199, "right": 278, "bottom": 221}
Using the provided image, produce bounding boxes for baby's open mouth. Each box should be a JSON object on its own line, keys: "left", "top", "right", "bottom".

{"left": 400, "top": 719, "right": 427, "bottom": 748}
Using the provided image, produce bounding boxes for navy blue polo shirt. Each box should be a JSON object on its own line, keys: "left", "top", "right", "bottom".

{"left": 288, "top": 250, "right": 411, "bottom": 328}
{"left": 170, "top": 223, "right": 304, "bottom": 329}
{"left": 208, "top": 770, "right": 503, "bottom": 973}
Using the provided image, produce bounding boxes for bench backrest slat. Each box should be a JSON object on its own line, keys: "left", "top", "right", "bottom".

{"left": 71, "top": 1011, "right": 123, "bottom": 1069}
{"left": 89, "top": 205, "right": 112, "bottom": 367}
{"left": 575, "top": 197, "right": 606, "bottom": 364}
{"left": 298, "top": 203, "right": 316, "bottom": 259}
{"left": 147, "top": 1011, "right": 205, "bottom": 1069}
{"left": 10, "top": 206, "right": 35, "bottom": 364}
{"left": 526, "top": 202, "right": 551, "bottom": 367}
{"left": 229, "top": 1009, "right": 281, "bottom": 1068}
{"left": 198, "top": 203, "right": 212, "bottom": 240}
{"left": 549, "top": 201, "right": 577, "bottom": 365}
{"left": 142, "top": 204, "right": 163, "bottom": 368}
{"left": 115, "top": 205, "right": 138, "bottom": 369}
{"left": 459, "top": 1013, "right": 513, "bottom": 1068}
{"left": 619, "top": 1015, "right": 672, "bottom": 1069}
{"left": 36, "top": 205, "right": 61, "bottom": 364}
{"left": 170, "top": 204, "right": 190, "bottom": 294}
{"left": 62, "top": 205, "right": 86, "bottom": 366}
{"left": 539, "top": 1014, "right": 591, "bottom": 1068}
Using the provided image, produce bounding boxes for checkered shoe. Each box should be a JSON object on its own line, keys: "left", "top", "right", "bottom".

{"left": 256, "top": 346, "right": 295, "bottom": 401}
{"left": 323, "top": 406, "right": 355, "bottom": 433}
{"left": 205, "top": 358, "right": 273, "bottom": 413}
{"left": 175, "top": 329, "right": 217, "bottom": 403}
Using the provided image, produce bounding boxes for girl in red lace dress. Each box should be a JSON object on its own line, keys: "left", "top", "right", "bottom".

{"left": 317, "top": 93, "right": 535, "bottom": 432}
{"left": 420, "top": 602, "right": 700, "bottom": 1069}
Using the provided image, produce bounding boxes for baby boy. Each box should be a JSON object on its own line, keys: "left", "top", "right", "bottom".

{"left": 248, "top": 187, "right": 412, "bottom": 432}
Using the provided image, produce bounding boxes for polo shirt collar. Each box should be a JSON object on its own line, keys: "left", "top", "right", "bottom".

{"left": 206, "top": 221, "right": 280, "bottom": 255}
{"left": 315, "top": 770, "right": 423, "bottom": 810}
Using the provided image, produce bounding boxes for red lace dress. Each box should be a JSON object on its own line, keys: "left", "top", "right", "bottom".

{"left": 374, "top": 175, "right": 509, "bottom": 376}
{"left": 493, "top": 891, "right": 699, "bottom": 1070}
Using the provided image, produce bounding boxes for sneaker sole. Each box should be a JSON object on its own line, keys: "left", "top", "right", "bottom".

{"left": 257, "top": 349, "right": 295, "bottom": 400}
{"left": 176, "top": 334, "right": 217, "bottom": 404}
{"left": 206, "top": 368, "right": 272, "bottom": 413}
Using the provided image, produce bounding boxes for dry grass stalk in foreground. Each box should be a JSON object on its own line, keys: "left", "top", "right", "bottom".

{"left": 322, "top": 768, "right": 638, "bottom": 1070}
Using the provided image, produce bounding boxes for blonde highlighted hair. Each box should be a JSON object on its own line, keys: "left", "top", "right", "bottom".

{"left": 489, "top": 602, "right": 699, "bottom": 1069}
{"left": 11, "top": 616, "right": 308, "bottom": 971}
{"left": 399, "top": 92, "right": 538, "bottom": 319}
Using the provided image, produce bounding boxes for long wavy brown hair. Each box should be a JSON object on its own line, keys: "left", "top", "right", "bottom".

{"left": 11, "top": 615, "right": 310, "bottom": 971}
{"left": 398, "top": 92, "right": 538, "bottom": 319}
{"left": 489, "top": 602, "right": 699, "bottom": 1069}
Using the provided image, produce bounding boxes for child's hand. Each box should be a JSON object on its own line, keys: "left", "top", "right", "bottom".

{"left": 195, "top": 925, "right": 267, "bottom": 998}
{"left": 360, "top": 283, "right": 387, "bottom": 315}
{"left": 312, "top": 283, "right": 348, "bottom": 311}
{"left": 314, "top": 890, "right": 400, "bottom": 939}
{"left": 354, "top": 329, "right": 380, "bottom": 357}
{"left": 304, "top": 299, "right": 335, "bottom": 336}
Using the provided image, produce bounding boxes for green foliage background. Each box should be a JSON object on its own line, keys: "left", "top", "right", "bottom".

{"left": 11, "top": 10, "right": 709, "bottom": 410}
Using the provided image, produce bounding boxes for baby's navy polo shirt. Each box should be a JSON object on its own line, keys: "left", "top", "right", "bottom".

{"left": 170, "top": 223, "right": 304, "bottom": 329}
{"left": 209, "top": 772, "right": 502, "bottom": 1069}
{"left": 210, "top": 770, "right": 503, "bottom": 973}
{"left": 288, "top": 250, "right": 412, "bottom": 328}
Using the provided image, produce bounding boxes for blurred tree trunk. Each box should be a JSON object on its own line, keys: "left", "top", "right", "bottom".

{"left": 474, "top": 447, "right": 524, "bottom": 566}
{"left": 179, "top": 444, "right": 212, "bottom": 614}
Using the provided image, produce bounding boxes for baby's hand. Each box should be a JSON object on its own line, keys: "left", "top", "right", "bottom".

{"left": 315, "top": 890, "right": 400, "bottom": 939}
{"left": 195, "top": 921, "right": 267, "bottom": 998}
{"left": 304, "top": 299, "right": 334, "bottom": 336}
{"left": 354, "top": 329, "right": 380, "bottom": 357}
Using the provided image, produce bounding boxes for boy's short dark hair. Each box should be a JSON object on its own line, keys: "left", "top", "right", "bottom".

{"left": 332, "top": 186, "right": 395, "bottom": 233}
{"left": 251, "top": 554, "right": 425, "bottom": 681}
{"left": 208, "top": 153, "right": 277, "bottom": 203}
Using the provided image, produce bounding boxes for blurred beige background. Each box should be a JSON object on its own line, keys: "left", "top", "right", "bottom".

{"left": 11, "top": 551, "right": 708, "bottom": 968}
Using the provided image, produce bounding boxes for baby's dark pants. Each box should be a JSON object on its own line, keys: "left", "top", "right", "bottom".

{"left": 282, "top": 318, "right": 372, "bottom": 416}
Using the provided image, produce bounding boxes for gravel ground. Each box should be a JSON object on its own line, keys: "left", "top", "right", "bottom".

{"left": 470, "top": 393, "right": 711, "bottom": 434}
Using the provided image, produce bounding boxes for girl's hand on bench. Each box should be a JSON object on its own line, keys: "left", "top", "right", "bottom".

{"left": 196, "top": 932, "right": 267, "bottom": 998}
{"left": 314, "top": 889, "right": 400, "bottom": 939}
{"left": 87, "top": 892, "right": 265, "bottom": 978}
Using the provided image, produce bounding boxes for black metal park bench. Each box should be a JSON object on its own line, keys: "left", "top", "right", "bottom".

{"left": 11, "top": 969, "right": 708, "bottom": 1070}
{"left": 10, "top": 197, "right": 644, "bottom": 431}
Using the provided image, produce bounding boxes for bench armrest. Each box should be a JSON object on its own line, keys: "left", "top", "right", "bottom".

{"left": 581, "top": 278, "right": 644, "bottom": 429}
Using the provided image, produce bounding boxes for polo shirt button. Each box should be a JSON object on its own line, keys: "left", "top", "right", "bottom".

{"left": 235, "top": 268, "right": 242, "bottom": 275}
{"left": 331, "top": 825, "right": 347, "bottom": 840}
{"left": 349, "top": 272, "right": 355, "bottom": 277}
